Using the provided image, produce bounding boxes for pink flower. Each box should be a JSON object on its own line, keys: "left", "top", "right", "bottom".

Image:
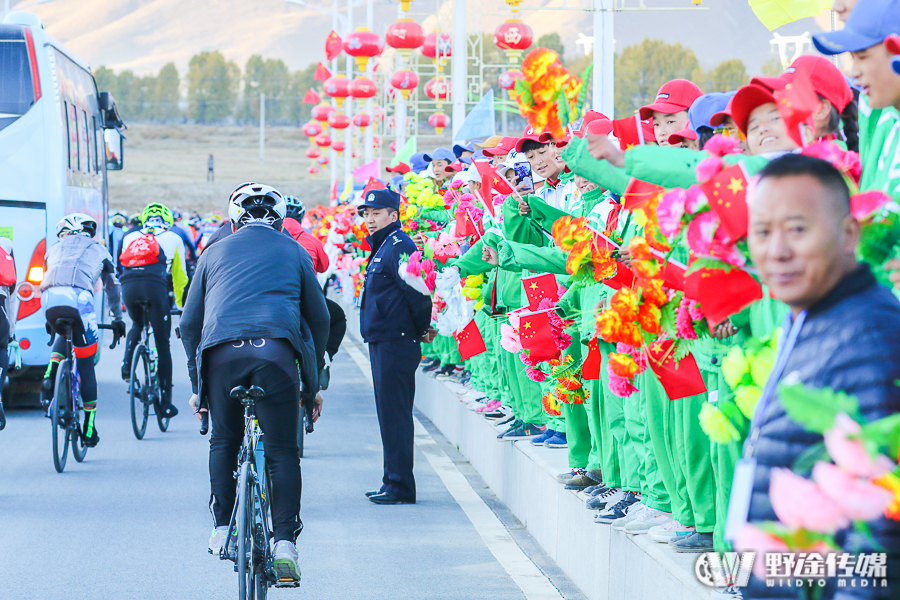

{"left": 824, "top": 413, "right": 896, "bottom": 478}
{"left": 733, "top": 523, "right": 790, "bottom": 579}
{"left": 684, "top": 185, "right": 706, "bottom": 214}
{"left": 685, "top": 211, "right": 746, "bottom": 267}
{"left": 607, "top": 369, "right": 638, "bottom": 397}
{"left": 424, "top": 271, "right": 437, "bottom": 292}
{"left": 519, "top": 350, "right": 540, "bottom": 367}
{"left": 703, "top": 134, "right": 743, "bottom": 157}
{"left": 813, "top": 461, "right": 895, "bottom": 521}
{"left": 525, "top": 367, "right": 547, "bottom": 382}
{"left": 406, "top": 251, "right": 422, "bottom": 276}
{"left": 657, "top": 189, "right": 686, "bottom": 238}
{"left": 676, "top": 298, "right": 699, "bottom": 340}
{"left": 687, "top": 299, "right": 703, "bottom": 321}
{"left": 500, "top": 323, "right": 523, "bottom": 353}
{"left": 421, "top": 259, "right": 436, "bottom": 275}
{"left": 695, "top": 155, "right": 725, "bottom": 183}
{"left": 450, "top": 179, "right": 464, "bottom": 190}
{"left": 850, "top": 191, "right": 892, "bottom": 221}
{"left": 769, "top": 468, "right": 850, "bottom": 533}
{"left": 508, "top": 312, "right": 521, "bottom": 330}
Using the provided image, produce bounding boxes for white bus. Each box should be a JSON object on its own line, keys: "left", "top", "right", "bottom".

{"left": 0, "top": 11, "right": 125, "bottom": 404}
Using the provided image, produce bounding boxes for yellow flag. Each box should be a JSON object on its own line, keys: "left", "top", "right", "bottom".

{"left": 749, "top": 0, "right": 831, "bottom": 31}
{"left": 340, "top": 176, "right": 354, "bottom": 202}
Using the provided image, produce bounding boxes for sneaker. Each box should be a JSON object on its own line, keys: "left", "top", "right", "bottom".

{"left": 434, "top": 365, "right": 456, "bottom": 378}
{"left": 670, "top": 531, "right": 714, "bottom": 553}
{"left": 500, "top": 423, "right": 542, "bottom": 440}
{"left": 555, "top": 469, "right": 578, "bottom": 483}
{"left": 595, "top": 491, "right": 639, "bottom": 524}
{"left": 422, "top": 360, "right": 442, "bottom": 373}
{"left": 121, "top": 362, "right": 131, "bottom": 382}
{"left": 648, "top": 520, "right": 694, "bottom": 543}
{"left": 611, "top": 502, "right": 647, "bottom": 530}
{"left": 273, "top": 540, "right": 302, "bottom": 582}
{"left": 624, "top": 508, "right": 673, "bottom": 534}
{"left": 82, "top": 410, "right": 99, "bottom": 447}
{"left": 586, "top": 469, "right": 604, "bottom": 486}
{"left": 208, "top": 526, "right": 229, "bottom": 556}
{"left": 496, "top": 419, "right": 522, "bottom": 438}
{"left": 565, "top": 473, "right": 600, "bottom": 490}
{"left": 711, "top": 586, "right": 744, "bottom": 599}
{"left": 587, "top": 487, "right": 623, "bottom": 510}
{"left": 467, "top": 401, "right": 487, "bottom": 411}
{"left": 486, "top": 408, "right": 512, "bottom": 421}
{"left": 529, "top": 428, "right": 555, "bottom": 445}
{"left": 582, "top": 483, "right": 605, "bottom": 496}
{"left": 545, "top": 432, "right": 568, "bottom": 448}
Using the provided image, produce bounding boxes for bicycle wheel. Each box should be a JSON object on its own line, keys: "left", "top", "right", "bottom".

{"left": 71, "top": 395, "right": 88, "bottom": 463}
{"left": 130, "top": 345, "right": 150, "bottom": 439}
{"left": 236, "top": 460, "right": 255, "bottom": 600}
{"left": 51, "top": 360, "right": 71, "bottom": 473}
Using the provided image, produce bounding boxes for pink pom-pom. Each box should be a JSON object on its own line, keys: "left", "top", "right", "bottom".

{"left": 525, "top": 367, "right": 547, "bottom": 382}
{"left": 695, "top": 156, "right": 724, "bottom": 184}
{"left": 450, "top": 179, "right": 464, "bottom": 190}
{"left": 702, "top": 134, "right": 742, "bottom": 157}
{"left": 424, "top": 270, "right": 437, "bottom": 292}
{"left": 421, "top": 259, "right": 436, "bottom": 275}
{"left": 607, "top": 368, "right": 638, "bottom": 398}
{"left": 684, "top": 185, "right": 706, "bottom": 214}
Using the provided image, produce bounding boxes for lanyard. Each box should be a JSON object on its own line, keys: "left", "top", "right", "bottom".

{"left": 742, "top": 309, "right": 808, "bottom": 459}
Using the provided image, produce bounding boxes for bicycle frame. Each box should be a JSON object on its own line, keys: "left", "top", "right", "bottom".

{"left": 49, "top": 323, "right": 81, "bottom": 428}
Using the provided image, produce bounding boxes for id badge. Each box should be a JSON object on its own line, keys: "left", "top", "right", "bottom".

{"left": 724, "top": 457, "right": 757, "bottom": 543}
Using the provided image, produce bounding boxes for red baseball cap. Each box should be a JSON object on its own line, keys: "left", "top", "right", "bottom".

{"left": 639, "top": 79, "right": 704, "bottom": 120}
{"left": 709, "top": 96, "right": 735, "bottom": 127}
{"left": 386, "top": 162, "right": 410, "bottom": 174}
{"left": 514, "top": 126, "right": 554, "bottom": 153}
{"left": 612, "top": 115, "right": 656, "bottom": 150}
{"left": 730, "top": 84, "right": 778, "bottom": 135}
{"left": 667, "top": 129, "right": 698, "bottom": 145}
{"left": 750, "top": 55, "right": 852, "bottom": 113}
{"left": 887, "top": 33, "right": 900, "bottom": 54}
{"left": 483, "top": 136, "right": 520, "bottom": 157}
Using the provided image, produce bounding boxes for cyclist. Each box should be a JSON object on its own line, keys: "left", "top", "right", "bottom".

{"left": 0, "top": 235, "right": 15, "bottom": 431}
{"left": 180, "top": 183, "right": 329, "bottom": 582}
{"left": 119, "top": 203, "right": 189, "bottom": 418}
{"left": 40, "top": 213, "right": 126, "bottom": 447}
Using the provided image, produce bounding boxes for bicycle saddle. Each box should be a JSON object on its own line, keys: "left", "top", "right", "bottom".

{"left": 229, "top": 385, "right": 266, "bottom": 405}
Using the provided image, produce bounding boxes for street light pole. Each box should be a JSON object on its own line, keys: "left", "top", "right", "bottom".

{"left": 363, "top": 0, "right": 374, "bottom": 166}
{"left": 450, "top": 0, "right": 467, "bottom": 141}
{"left": 344, "top": 0, "right": 353, "bottom": 190}
{"left": 592, "top": 0, "right": 614, "bottom": 117}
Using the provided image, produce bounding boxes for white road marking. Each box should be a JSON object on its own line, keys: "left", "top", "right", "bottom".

{"left": 344, "top": 343, "right": 564, "bottom": 600}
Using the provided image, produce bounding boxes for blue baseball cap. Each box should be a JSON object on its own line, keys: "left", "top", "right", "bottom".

{"left": 389, "top": 174, "right": 404, "bottom": 191}
{"left": 410, "top": 152, "right": 430, "bottom": 173}
{"left": 668, "top": 92, "right": 734, "bottom": 144}
{"left": 423, "top": 147, "right": 456, "bottom": 163}
{"left": 358, "top": 189, "right": 402, "bottom": 212}
{"left": 813, "top": 0, "right": 900, "bottom": 54}
{"left": 453, "top": 141, "right": 477, "bottom": 157}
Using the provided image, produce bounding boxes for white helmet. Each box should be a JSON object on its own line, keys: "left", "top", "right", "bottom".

{"left": 228, "top": 183, "right": 286, "bottom": 230}
{"left": 56, "top": 213, "right": 98, "bottom": 238}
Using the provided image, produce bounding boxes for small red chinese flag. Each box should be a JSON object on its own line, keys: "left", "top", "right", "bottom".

{"left": 647, "top": 339, "right": 707, "bottom": 401}
{"left": 622, "top": 178, "right": 664, "bottom": 211}
{"left": 302, "top": 88, "right": 321, "bottom": 104}
{"left": 605, "top": 262, "right": 636, "bottom": 291}
{"left": 773, "top": 76, "right": 818, "bottom": 148}
{"left": 683, "top": 267, "right": 763, "bottom": 328}
{"left": 519, "top": 311, "right": 560, "bottom": 362}
{"left": 325, "top": 31, "right": 343, "bottom": 61}
{"left": 474, "top": 161, "right": 513, "bottom": 214}
{"left": 455, "top": 209, "right": 482, "bottom": 239}
{"left": 522, "top": 273, "right": 559, "bottom": 310}
{"left": 700, "top": 164, "right": 750, "bottom": 244}
{"left": 314, "top": 62, "right": 332, "bottom": 82}
{"left": 582, "top": 337, "right": 603, "bottom": 380}
{"left": 454, "top": 319, "right": 487, "bottom": 361}
{"left": 362, "top": 177, "right": 386, "bottom": 195}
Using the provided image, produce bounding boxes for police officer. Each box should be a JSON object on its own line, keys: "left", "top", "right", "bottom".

{"left": 358, "top": 189, "right": 434, "bottom": 505}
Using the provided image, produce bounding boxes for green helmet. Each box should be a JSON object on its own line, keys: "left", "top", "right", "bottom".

{"left": 283, "top": 195, "right": 305, "bottom": 221}
{"left": 141, "top": 203, "right": 174, "bottom": 226}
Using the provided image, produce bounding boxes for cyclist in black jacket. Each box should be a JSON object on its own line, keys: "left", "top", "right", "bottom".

{"left": 180, "top": 184, "right": 329, "bottom": 582}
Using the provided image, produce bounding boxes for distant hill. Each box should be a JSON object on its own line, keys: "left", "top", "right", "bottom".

{"left": 19, "top": 0, "right": 827, "bottom": 77}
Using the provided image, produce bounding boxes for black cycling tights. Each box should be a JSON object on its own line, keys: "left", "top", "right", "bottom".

{"left": 122, "top": 280, "right": 172, "bottom": 401}
{"left": 0, "top": 302, "right": 9, "bottom": 404}
{"left": 325, "top": 297, "right": 346, "bottom": 359}
{"left": 205, "top": 338, "right": 302, "bottom": 543}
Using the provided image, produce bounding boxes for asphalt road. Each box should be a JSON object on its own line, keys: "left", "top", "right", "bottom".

{"left": 0, "top": 322, "right": 578, "bottom": 600}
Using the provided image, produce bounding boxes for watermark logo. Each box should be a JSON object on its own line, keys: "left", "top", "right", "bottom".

{"left": 695, "top": 552, "right": 756, "bottom": 588}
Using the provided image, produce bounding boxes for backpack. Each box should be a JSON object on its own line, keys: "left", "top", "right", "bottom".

{"left": 0, "top": 245, "right": 15, "bottom": 287}
{"left": 120, "top": 233, "right": 161, "bottom": 267}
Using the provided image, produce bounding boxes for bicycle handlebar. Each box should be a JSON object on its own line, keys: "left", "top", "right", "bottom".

{"left": 97, "top": 323, "right": 122, "bottom": 349}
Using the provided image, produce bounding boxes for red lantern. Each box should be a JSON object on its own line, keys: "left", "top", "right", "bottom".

{"left": 323, "top": 76, "right": 351, "bottom": 109}
{"left": 314, "top": 133, "right": 332, "bottom": 149}
{"left": 424, "top": 77, "right": 451, "bottom": 106}
{"left": 385, "top": 19, "right": 425, "bottom": 59}
{"left": 311, "top": 103, "right": 335, "bottom": 125}
{"left": 332, "top": 140, "right": 346, "bottom": 154}
{"left": 306, "top": 147, "right": 321, "bottom": 159}
{"left": 493, "top": 20, "right": 533, "bottom": 63}
{"left": 422, "top": 32, "right": 451, "bottom": 59}
{"left": 308, "top": 165, "right": 320, "bottom": 175}
{"left": 428, "top": 112, "right": 450, "bottom": 135}
{"left": 499, "top": 69, "right": 524, "bottom": 91}
{"left": 328, "top": 111, "right": 351, "bottom": 130}
{"left": 318, "top": 155, "right": 329, "bottom": 166}
{"left": 342, "top": 27, "right": 383, "bottom": 71}
{"left": 348, "top": 77, "right": 376, "bottom": 99}
{"left": 302, "top": 120, "right": 322, "bottom": 143}
{"left": 352, "top": 112, "right": 372, "bottom": 129}
{"left": 390, "top": 69, "right": 419, "bottom": 100}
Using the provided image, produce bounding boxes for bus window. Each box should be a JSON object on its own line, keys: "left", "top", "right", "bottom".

{"left": 73, "top": 104, "right": 80, "bottom": 171}
{"left": 82, "top": 110, "right": 89, "bottom": 174}
{"left": 0, "top": 37, "right": 35, "bottom": 132}
{"left": 64, "top": 101, "right": 71, "bottom": 169}
{"left": 92, "top": 116, "right": 99, "bottom": 173}
{"left": 105, "top": 128, "right": 123, "bottom": 170}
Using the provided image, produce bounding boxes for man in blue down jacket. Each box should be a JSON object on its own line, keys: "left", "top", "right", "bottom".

{"left": 738, "top": 154, "right": 900, "bottom": 599}
{"left": 358, "top": 189, "right": 434, "bottom": 505}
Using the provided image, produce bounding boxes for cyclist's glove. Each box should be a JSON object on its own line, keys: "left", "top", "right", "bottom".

{"left": 112, "top": 318, "right": 127, "bottom": 339}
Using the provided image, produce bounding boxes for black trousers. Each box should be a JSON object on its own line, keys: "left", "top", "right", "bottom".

{"left": 205, "top": 338, "right": 302, "bottom": 542}
{"left": 122, "top": 279, "right": 172, "bottom": 401}
{"left": 324, "top": 297, "right": 346, "bottom": 359}
{"left": 369, "top": 337, "right": 420, "bottom": 500}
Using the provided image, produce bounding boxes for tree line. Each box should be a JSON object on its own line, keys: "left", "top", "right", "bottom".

{"left": 93, "top": 39, "right": 776, "bottom": 125}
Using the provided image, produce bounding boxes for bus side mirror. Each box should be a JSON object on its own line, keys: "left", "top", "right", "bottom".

{"left": 104, "top": 128, "right": 124, "bottom": 171}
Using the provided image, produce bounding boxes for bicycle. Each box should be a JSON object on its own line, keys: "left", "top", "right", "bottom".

{"left": 219, "top": 385, "right": 301, "bottom": 598}
{"left": 128, "top": 303, "right": 181, "bottom": 439}
{"left": 46, "top": 317, "right": 119, "bottom": 473}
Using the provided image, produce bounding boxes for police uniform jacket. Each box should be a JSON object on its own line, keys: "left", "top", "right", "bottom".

{"left": 359, "top": 221, "right": 432, "bottom": 343}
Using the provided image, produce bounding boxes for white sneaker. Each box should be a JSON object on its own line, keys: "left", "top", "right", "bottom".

{"left": 647, "top": 519, "right": 694, "bottom": 543}
{"left": 273, "top": 540, "right": 302, "bottom": 583}
{"left": 611, "top": 502, "right": 646, "bottom": 530}
{"left": 711, "top": 586, "right": 743, "bottom": 599}
{"left": 208, "top": 526, "right": 229, "bottom": 556}
{"left": 467, "top": 401, "right": 487, "bottom": 411}
{"left": 624, "top": 508, "right": 673, "bottom": 534}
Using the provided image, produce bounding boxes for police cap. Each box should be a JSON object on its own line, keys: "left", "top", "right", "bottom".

{"left": 358, "top": 189, "right": 402, "bottom": 213}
